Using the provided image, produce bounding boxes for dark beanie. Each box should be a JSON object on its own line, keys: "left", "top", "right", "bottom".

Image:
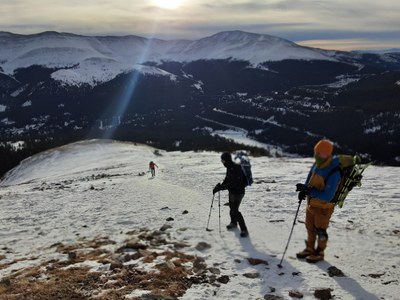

{"left": 221, "top": 152, "right": 232, "bottom": 162}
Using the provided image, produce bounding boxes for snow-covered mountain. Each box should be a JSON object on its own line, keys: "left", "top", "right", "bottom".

{"left": 0, "top": 30, "right": 399, "bottom": 171}
{"left": 0, "top": 139, "right": 399, "bottom": 299}
{"left": 0, "top": 30, "right": 332, "bottom": 86}
{"left": 354, "top": 48, "right": 400, "bottom": 54}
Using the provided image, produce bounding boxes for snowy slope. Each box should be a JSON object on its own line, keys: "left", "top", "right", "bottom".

{"left": 0, "top": 31, "right": 333, "bottom": 87}
{"left": 171, "top": 31, "right": 332, "bottom": 63}
{"left": 0, "top": 140, "right": 398, "bottom": 299}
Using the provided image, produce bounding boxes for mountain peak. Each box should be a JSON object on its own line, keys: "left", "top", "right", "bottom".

{"left": 206, "top": 30, "right": 286, "bottom": 43}
{"left": 0, "top": 30, "right": 333, "bottom": 77}
{"left": 211, "top": 30, "right": 262, "bottom": 38}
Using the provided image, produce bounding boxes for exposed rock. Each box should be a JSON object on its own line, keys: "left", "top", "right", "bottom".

{"left": 247, "top": 257, "right": 268, "bottom": 265}
{"left": 157, "top": 260, "right": 176, "bottom": 271}
{"left": 159, "top": 224, "right": 173, "bottom": 231}
{"left": 195, "top": 242, "right": 211, "bottom": 251}
{"left": 217, "top": 275, "right": 230, "bottom": 284}
{"left": 264, "top": 295, "right": 284, "bottom": 300}
{"left": 166, "top": 217, "right": 174, "bottom": 221}
{"left": 243, "top": 272, "right": 260, "bottom": 279}
{"left": 382, "top": 280, "right": 398, "bottom": 285}
{"left": 67, "top": 252, "right": 77, "bottom": 260}
{"left": 328, "top": 266, "right": 345, "bottom": 277}
{"left": 0, "top": 229, "right": 202, "bottom": 299}
{"left": 289, "top": 290, "right": 303, "bottom": 298}
{"left": 172, "top": 242, "right": 190, "bottom": 249}
{"left": 122, "top": 253, "right": 138, "bottom": 262}
{"left": 0, "top": 278, "right": 11, "bottom": 286}
{"left": 140, "top": 294, "right": 176, "bottom": 300}
{"left": 137, "top": 249, "right": 153, "bottom": 258}
{"left": 368, "top": 272, "right": 385, "bottom": 278}
{"left": 182, "top": 210, "right": 189, "bottom": 214}
{"left": 99, "top": 258, "right": 123, "bottom": 270}
{"left": 124, "top": 238, "right": 147, "bottom": 250}
{"left": 314, "top": 289, "right": 333, "bottom": 299}
{"left": 292, "top": 272, "right": 301, "bottom": 276}
{"left": 193, "top": 257, "right": 207, "bottom": 271}
{"left": 188, "top": 276, "right": 205, "bottom": 284}
{"left": 208, "top": 267, "right": 221, "bottom": 275}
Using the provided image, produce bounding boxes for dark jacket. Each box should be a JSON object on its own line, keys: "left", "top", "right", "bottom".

{"left": 221, "top": 161, "right": 246, "bottom": 195}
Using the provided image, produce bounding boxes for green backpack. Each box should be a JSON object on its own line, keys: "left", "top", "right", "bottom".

{"left": 326, "top": 155, "right": 371, "bottom": 208}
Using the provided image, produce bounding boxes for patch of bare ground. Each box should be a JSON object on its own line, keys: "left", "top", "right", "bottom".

{"left": 0, "top": 228, "right": 211, "bottom": 300}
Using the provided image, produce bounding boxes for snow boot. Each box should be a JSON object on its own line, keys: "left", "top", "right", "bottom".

{"left": 296, "top": 240, "right": 315, "bottom": 259}
{"left": 240, "top": 230, "right": 249, "bottom": 238}
{"left": 226, "top": 223, "right": 237, "bottom": 230}
{"left": 296, "top": 248, "right": 314, "bottom": 259}
{"left": 306, "top": 245, "right": 325, "bottom": 263}
{"left": 306, "top": 252, "right": 324, "bottom": 263}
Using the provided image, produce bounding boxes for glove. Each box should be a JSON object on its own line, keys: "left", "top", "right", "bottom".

{"left": 296, "top": 183, "right": 308, "bottom": 192}
{"left": 213, "top": 183, "right": 222, "bottom": 194}
{"left": 298, "top": 190, "right": 308, "bottom": 201}
{"left": 296, "top": 183, "right": 310, "bottom": 201}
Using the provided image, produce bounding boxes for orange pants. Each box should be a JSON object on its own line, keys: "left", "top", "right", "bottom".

{"left": 305, "top": 201, "right": 334, "bottom": 253}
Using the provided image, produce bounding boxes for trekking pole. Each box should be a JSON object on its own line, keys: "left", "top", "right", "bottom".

{"left": 218, "top": 192, "right": 221, "bottom": 234}
{"left": 277, "top": 198, "right": 303, "bottom": 268}
{"left": 206, "top": 194, "right": 215, "bottom": 231}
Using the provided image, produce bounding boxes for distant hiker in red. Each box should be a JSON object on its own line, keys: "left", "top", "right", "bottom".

{"left": 149, "top": 161, "right": 158, "bottom": 177}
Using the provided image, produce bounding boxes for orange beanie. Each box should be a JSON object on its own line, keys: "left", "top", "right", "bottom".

{"left": 314, "top": 139, "right": 333, "bottom": 158}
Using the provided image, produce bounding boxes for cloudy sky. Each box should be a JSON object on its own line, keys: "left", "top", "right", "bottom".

{"left": 1, "top": 0, "right": 399, "bottom": 51}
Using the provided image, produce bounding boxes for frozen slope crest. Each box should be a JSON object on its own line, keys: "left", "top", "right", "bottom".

{"left": 0, "top": 139, "right": 399, "bottom": 299}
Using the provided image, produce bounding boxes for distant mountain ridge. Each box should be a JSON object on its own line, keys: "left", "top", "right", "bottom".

{"left": 0, "top": 30, "right": 399, "bottom": 171}
{"left": 0, "top": 30, "right": 333, "bottom": 82}
{"left": 354, "top": 48, "right": 400, "bottom": 54}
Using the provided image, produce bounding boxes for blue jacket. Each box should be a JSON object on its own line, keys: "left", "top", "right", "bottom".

{"left": 305, "top": 155, "right": 341, "bottom": 203}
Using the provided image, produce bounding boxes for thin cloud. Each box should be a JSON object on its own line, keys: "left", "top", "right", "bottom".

{"left": 0, "top": 0, "right": 399, "bottom": 50}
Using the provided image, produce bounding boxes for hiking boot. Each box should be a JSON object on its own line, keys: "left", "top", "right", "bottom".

{"left": 240, "top": 230, "right": 249, "bottom": 238}
{"left": 226, "top": 223, "right": 237, "bottom": 230}
{"left": 296, "top": 248, "right": 314, "bottom": 259}
{"left": 306, "top": 253, "right": 324, "bottom": 263}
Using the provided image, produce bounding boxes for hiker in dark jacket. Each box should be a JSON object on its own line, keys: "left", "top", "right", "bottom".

{"left": 213, "top": 152, "right": 249, "bottom": 237}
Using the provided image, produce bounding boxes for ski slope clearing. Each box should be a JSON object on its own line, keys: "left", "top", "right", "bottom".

{"left": 0, "top": 140, "right": 399, "bottom": 299}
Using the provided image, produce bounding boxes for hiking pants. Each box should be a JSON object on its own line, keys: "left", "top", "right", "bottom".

{"left": 305, "top": 205, "right": 334, "bottom": 253}
{"left": 228, "top": 193, "right": 247, "bottom": 232}
{"left": 150, "top": 168, "right": 155, "bottom": 177}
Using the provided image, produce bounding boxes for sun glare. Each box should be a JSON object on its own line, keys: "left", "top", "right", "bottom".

{"left": 153, "top": 0, "right": 182, "bottom": 9}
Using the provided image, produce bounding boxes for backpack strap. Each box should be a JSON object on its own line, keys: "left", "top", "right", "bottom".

{"left": 325, "top": 166, "right": 342, "bottom": 182}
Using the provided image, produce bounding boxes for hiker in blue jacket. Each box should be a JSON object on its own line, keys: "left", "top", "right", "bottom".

{"left": 296, "top": 139, "right": 342, "bottom": 263}
{"left": 213, "top": 152, "right": 249, "bottom": 237}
